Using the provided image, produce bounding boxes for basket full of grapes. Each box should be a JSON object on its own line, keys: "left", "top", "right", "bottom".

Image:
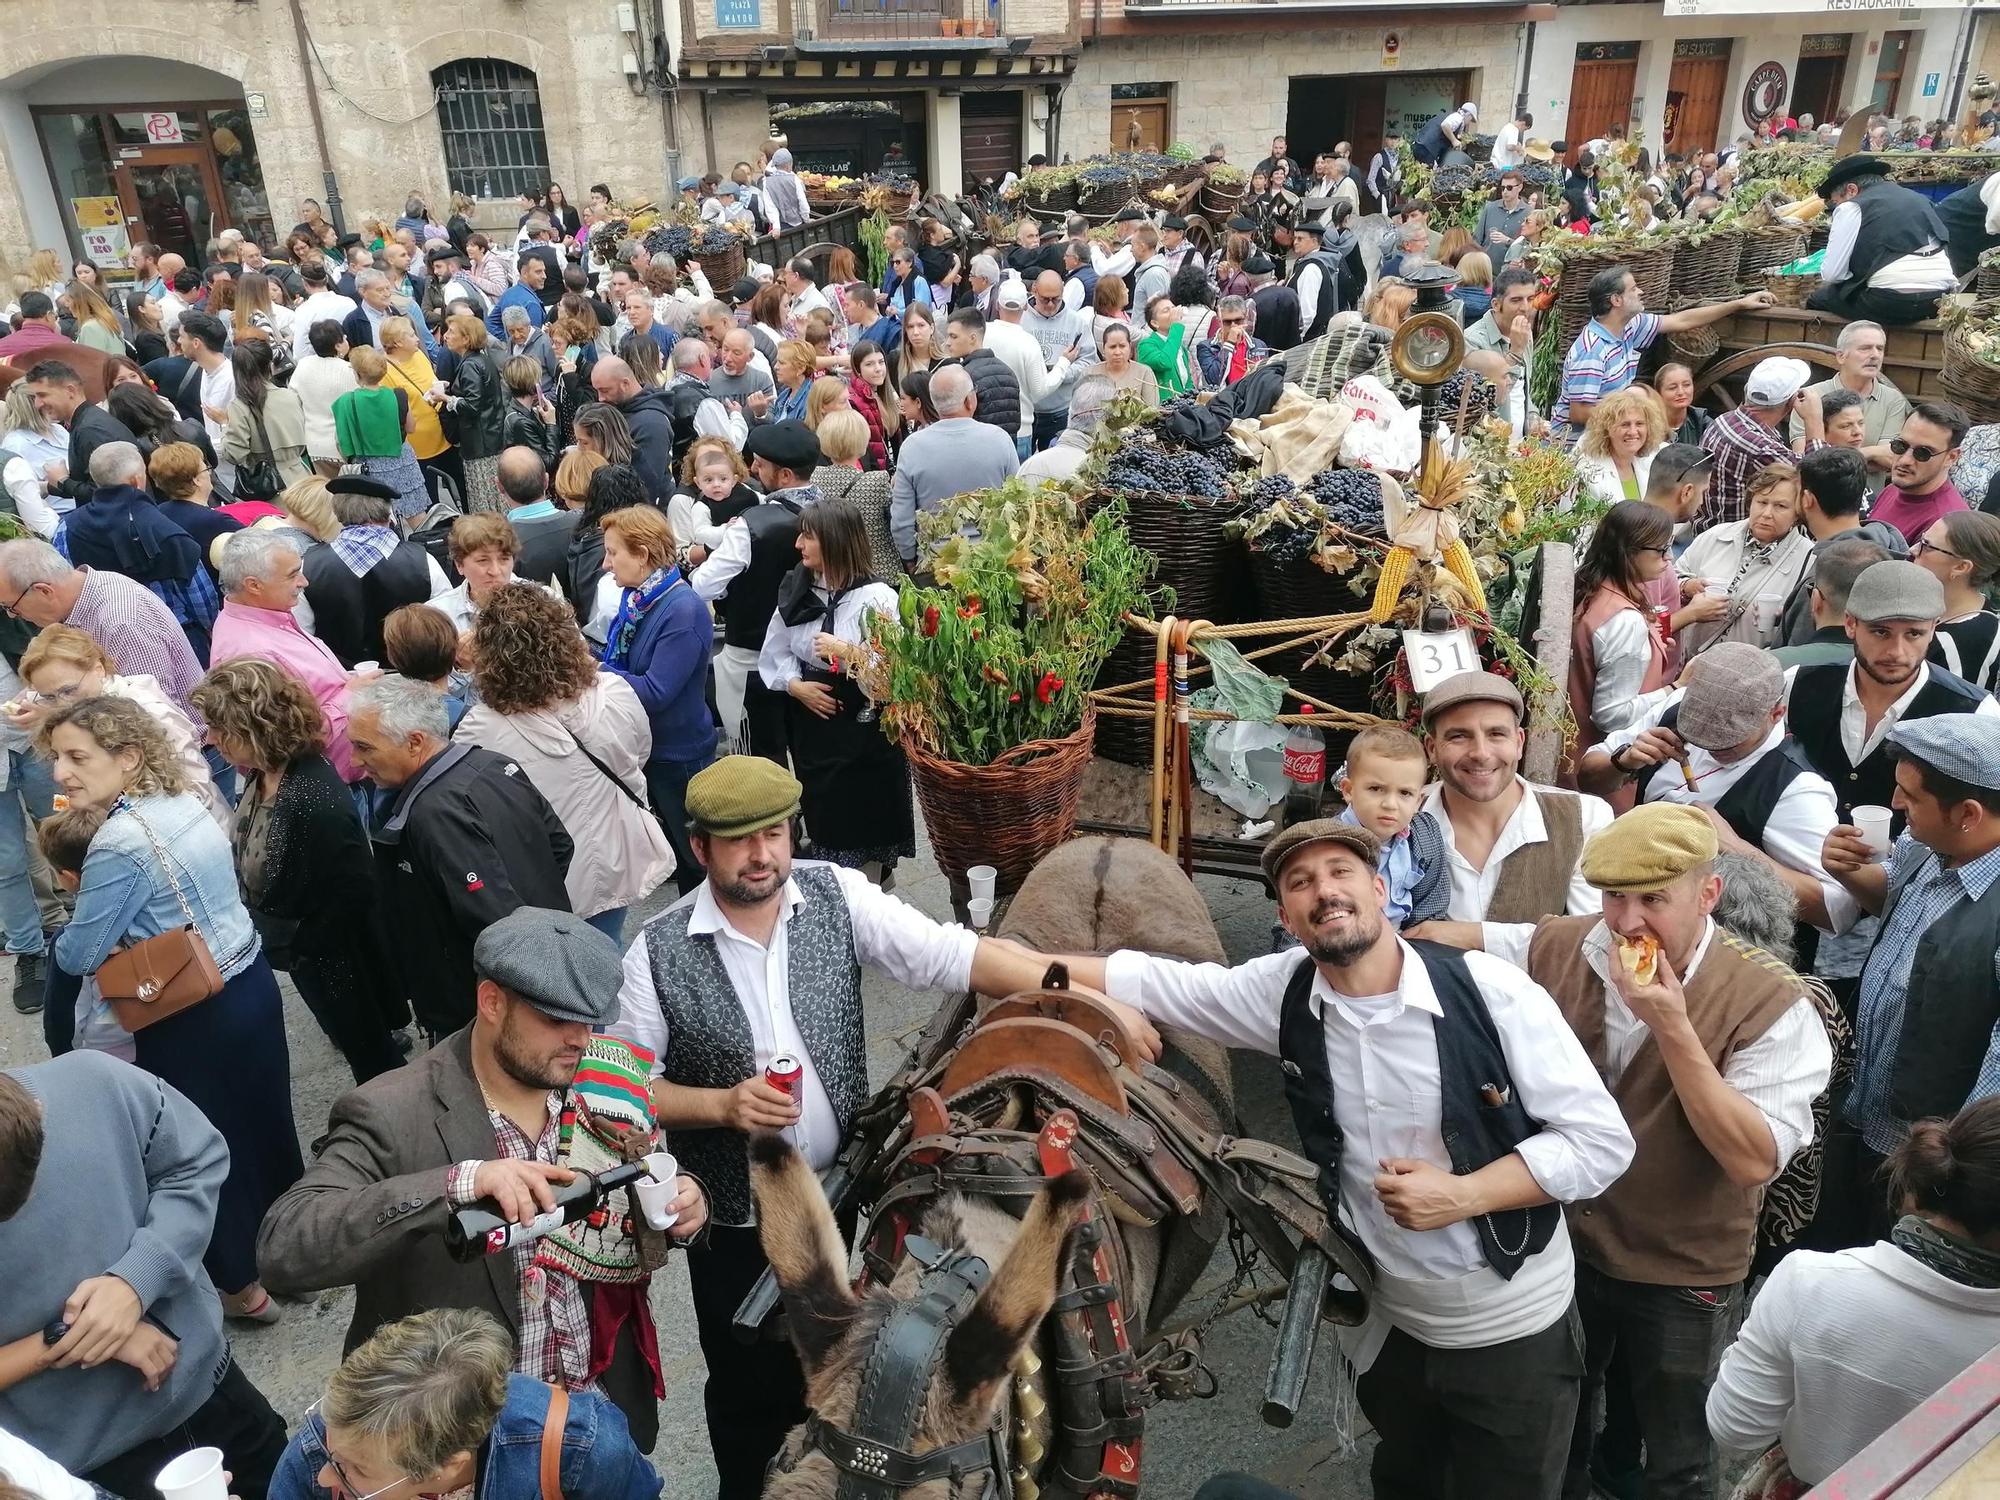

{"left": 1086, "top": 426, "right": 1248, "bottom": 621}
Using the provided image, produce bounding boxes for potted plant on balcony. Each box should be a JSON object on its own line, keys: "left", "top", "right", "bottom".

{"left": 865, "top": 481, "right": 1155, "bottom": 896}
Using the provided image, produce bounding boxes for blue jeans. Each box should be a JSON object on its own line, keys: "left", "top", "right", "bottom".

{"left": 1015, "top": 433, "right": 1034, "bottom": 460}
{"left": 645, "top": 754, "right": 714, "bottom": 897}
{"left": 586, "top": 907, "right": 628, "bottom": 944}
{"left": 0, "top": 750, "right": 60, "bottom": 955}
{"left": 1032, "top": 408, "right": 1068, "bottom": 452}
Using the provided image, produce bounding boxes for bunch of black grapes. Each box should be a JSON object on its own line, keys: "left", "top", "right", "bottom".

{"left": 1103, "top": 437, "right": 1228, "bottom": 498}
{"left": 1307, "top": 468, "right": 1386, "bottom": 535}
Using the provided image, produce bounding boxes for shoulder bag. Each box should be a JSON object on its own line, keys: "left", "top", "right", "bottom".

{"left": 233, "top": 401, "right": 284, "bottom": 503}
{"left": 563, "top": 723, "right": 650, "bottom": 811}
{"left": 539, "top": 1384, "right": 569, "bottom": 1500}
{"left": 97, "top": 803, "right": 225, "bottom": 1031}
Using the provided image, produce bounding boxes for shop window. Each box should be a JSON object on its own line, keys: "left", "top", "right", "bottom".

{"left": 433, "top": 59, "right": 551, "bottom": 201}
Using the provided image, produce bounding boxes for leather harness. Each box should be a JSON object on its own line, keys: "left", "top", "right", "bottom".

{"left": 808, "top": 1235, "right": 1011, "bottom": 1500}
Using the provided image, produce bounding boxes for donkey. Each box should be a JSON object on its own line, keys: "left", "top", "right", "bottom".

{"left": 753, "top": 836, "right": 1235, "bottom": 1500}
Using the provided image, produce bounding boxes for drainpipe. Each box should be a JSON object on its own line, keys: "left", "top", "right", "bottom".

{"left": 286, "top": 0, "right": 346, "bottom": 234}
{"left": 1514, "top": 20, "right": 1537, "bottom": 122}
{"left": 1947, "top": 5, "right": 1979, "bottom": 123}
{"left": 648, "top": 0, "right": 683, "bottom": 194}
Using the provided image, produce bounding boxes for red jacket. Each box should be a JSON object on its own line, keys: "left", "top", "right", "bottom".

{"left": 848, "top": 376, "right": 891, "bottom": 471}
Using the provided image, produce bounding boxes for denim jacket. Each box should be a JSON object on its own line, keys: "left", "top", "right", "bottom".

{"left": 53, "top": 791, "right": 260, "bottom": 982}
{"left": 270, "top": 1375, "right": 663, "bottom": 1500}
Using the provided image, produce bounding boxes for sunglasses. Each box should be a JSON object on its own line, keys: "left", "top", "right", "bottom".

{"left": 1888, "top": 438, "right": 1949, "bottom": 463}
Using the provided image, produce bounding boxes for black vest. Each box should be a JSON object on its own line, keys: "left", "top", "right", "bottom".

{"left": 1413, "top": 111, "right": 1454, "bottom": 165}
{"left": 1277, "top": 943, "right": 1560, "bottom": 1281}
{"left": 1868, "top": 851, "right": 2000, "bottom": 1127}
{"left": 1787, "top": 662, "right": 1987, "bottom": 823}
{"left": 1251, "top": 283, "right": 1303, "bottom": 352}
{"left": 1938, "top": 179, "right": 2000, "bottom": 277}
{"left": 677, "top": 480, "right": 761, "bottom": 531}
{"left": 1845, "top": 178, "right": 1948, "bottom": 291}
{"left": 666, "top": 378, "right": 714, "bottom": 468}
{"left": 1288, "top": 251, "right": 1340, "bottom": 342}
{"left": 719, "top": 492, "right": 806, "bottom": 649}
{"left": 1066, "top": 264, "right": 1099, "bottom": 306}
{"left": 301, "top": 540, "right": 436, "bottom": 668}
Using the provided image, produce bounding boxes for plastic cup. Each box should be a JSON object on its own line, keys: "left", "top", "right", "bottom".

{"left": 156, "top": 1447, "right": 228, "bottom": 1500}
{"left": 967, "top": 896, "right": 994, "bottom": 930}
{"left": 635, "top": 1150, "right": 680, "bottom": 1231}
{"left": 966, "top": 864, "right": 998, "bottom": 904}
{"left": 1754, "top": 599, "right": 1781, "bottom": 635}
{"left": 1853, "top": 805, "right": 1893, "bottom": 860}
{"left": 351, "top": 660, "right": 380, "bottom": 675}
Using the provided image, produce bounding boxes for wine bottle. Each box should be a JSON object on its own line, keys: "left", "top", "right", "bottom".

{"left": 444, "top": 1160, "right": 651, "bottom": 1262}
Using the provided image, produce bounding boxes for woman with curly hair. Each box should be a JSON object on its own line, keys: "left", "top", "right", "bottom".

{"left": 458, "top": 584, "right": 673, "bottom": 941}
{"left": 1576, "top": 385, "right": 1670, "bottom": 505}
{"left": 43, "top": 693, "right": 303, "bottom": 1320}
{"left": 190, "top": 659, "right": 408, "bottom": 1085}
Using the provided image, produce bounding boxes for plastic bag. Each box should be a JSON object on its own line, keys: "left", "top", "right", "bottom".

{"left": 74, "top": 980, "right": 135, "bottom": 1063}
{"left": 1338, "top": 376, "right": 1422, "bottom": 472}
{"left": 1191, "top": 688, "right": 1290, "bottom": 817}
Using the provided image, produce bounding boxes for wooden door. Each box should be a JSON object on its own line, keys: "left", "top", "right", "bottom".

{"left": 114, "top": 144, "right": 228, "bottom": 269}
{"left": 1564, "top": 58, "right": 1638, "bottom": 166}
{"left": 961, "top": 93, "right": 1023, "bottom": 189}
{"left": 1792, "top": 55, "right": 1846, "bottom": 127}
{"left": 1666, "top": 52, "right": 1730, "bottom": 155}
{"left": 1114, "top": 101, "right": 1168, "bottom": 155}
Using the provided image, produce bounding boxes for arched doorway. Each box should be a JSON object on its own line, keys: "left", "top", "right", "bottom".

{"left": 5, "top": 56, "right": 275, "bottom": 277}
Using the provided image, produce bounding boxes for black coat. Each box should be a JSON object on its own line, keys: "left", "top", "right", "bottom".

{"left": 943, "top": 348, "right": 1021, "bottom": 437}
{"left": 369, "top": 743, "right": 573, "bottom": 1036}
{"left": 616, "top": 388, "right": 676, "bottom": 502}
{"left": 448, "top": 350, "right": 506, "bottom": 461}
{"left": 564, "top": 524, "right": 606, "bottom": 626}
{"left": 57, "top": 405, "right": 139, "bottom": 501}
{"left": 242, "top": 753, "right": 394, "bottom": 966}
{"left": 499, "top": 400, "right": 555, "bottom": 468}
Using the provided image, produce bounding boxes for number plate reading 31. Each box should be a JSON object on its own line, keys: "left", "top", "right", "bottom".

{"left": 1402, "top": 628, "right": 1478, "bottom": 693}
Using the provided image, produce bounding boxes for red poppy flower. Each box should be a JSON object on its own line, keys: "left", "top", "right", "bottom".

{"left": 921, "top": 605, "right": 941, "bottom": 637}
{"left": 1035, "top": 672, "right": 1065, "bottom": 705}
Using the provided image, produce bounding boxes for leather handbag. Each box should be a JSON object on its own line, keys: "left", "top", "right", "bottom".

{"left": 96, "top": 805, "right": 225, "bottom": 1032}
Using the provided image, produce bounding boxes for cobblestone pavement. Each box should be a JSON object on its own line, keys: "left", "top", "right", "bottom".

{"left": 0, "top": 831, "right": 1377, "bottom": 1499}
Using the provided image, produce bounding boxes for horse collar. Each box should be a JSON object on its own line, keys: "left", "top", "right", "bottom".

{"left": 817, "top": 1236, "right": 1005, "bottom": 1500}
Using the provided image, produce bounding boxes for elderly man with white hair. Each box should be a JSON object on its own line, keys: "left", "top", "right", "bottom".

{"left": 1789, "top": 321, "right": 1909, "bottom": 485}
{"left": 1019, "top": 375, "right": 1115, "bottom": 485}
{"left": 208, "top": 528, "right": 362, "bottom": 781}
{"left": 57, "top": 442, "right": 217, "bottom": 663}
{"left": 888, "top": 363, "right": 1019, "bottom": 566}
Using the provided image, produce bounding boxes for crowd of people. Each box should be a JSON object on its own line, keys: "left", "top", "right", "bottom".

{"left": 4, "top": 117, "right": 2000, "bottom": 1500}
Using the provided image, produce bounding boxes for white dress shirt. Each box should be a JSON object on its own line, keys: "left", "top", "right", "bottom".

{"left": 666, "top": 493, "right": 725, "bottom": 557}
{"left": 1491, "top": 123, "right": 1525, "bottom": 169}
{"left": 2, "top": 454, "right": 57, "bottom": 538}
{"left": 609, "top": 863, "right": 979, "bottom": 1195}
{"left": 1782, "top": 660, "right": 2000, "bottom": 767}
{"left": 1103, "top": 938, "right": 1633, "bottom": 1367}
{"left": 1604, "top": 705, "right": 1858, "bottom": 935}
{"left": 1421, "top": 778, "right": 1613, "bottom": 965}
{"left": 1089, "top": 240, "right": 1137, "bottom": 282}
{"left": 1587, "top": 609, "right": 1675, "bottom": 736}
{"left": 1578, "top": 919, "right": 1831, "bottom": 1177}
{"left": 1820, "top": 199, "right": 1954, "bottom": 294}
{"left": 757, "top": 580, "right": 897, "bottom": 692}
{"left": 1292, "top": 262, "right": 1329, "bottom": 335}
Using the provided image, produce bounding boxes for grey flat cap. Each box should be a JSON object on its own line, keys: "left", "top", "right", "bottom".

{"left": 1420, "top": 669, "right": 1524, "bottom": 729}
{"left": 1846, "top": 559, "right": 1944, "bottom": 623}
{"left": 474, "top": 907, "right": 625, "bottom": 1025}
{"left": 1678, "top": 643, "right": 1783, "bottom": 751}
{"left": 1888, "top": 714, "right": 2000, "bottom": 794}
{"left": 1260, "top": 818, "right": 1380, "bottom": 885}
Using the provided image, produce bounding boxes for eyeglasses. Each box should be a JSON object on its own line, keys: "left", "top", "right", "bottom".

{"left": 307, "top": 1402, "right": 408, "bottom": 1500}
{"left": 1217, "top": 316, "right": 1246, "bottom": 327}
{"left": 1, "top": 582, "right": 36, "bottom": 619}
{"left": 1915, "top": 537, "right": 1963, "bottom": 562}
{"left": 1888, "top": 438, "right": 1948, "bottom": 463}
{"left": 1636, "top": 544, "right": 1674, "bottom": 558}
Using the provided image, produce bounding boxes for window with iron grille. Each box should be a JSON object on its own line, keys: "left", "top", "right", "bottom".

{"left": 432, "top": 59, "right": 550, "bottom": 201}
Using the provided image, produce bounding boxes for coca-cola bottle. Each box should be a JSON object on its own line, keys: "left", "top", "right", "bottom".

{"left": 444, "top": 1160, "right": 651, "bottom": 1262}
{"left": 1281, "top": 707, "right": 1326, "bottom": 826}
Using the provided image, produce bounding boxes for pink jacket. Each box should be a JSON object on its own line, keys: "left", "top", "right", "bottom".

{"left": 208, "top": 600, "right": 360, "bottom": 782}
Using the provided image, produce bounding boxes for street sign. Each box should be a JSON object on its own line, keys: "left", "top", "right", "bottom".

{"left": 715, "top": 0, "right": 762, "bottom": 28}
{"left": 1923, "top": 72, "right": 1941, "bottom": 98}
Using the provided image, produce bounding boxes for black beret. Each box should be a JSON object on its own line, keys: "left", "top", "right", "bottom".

{"left": 1114, "top": 207, "right": 1146, "bottom": 223}
{"left": 1228, "top": 215, "right": 1260, "bottom": 232}
{"left": 743, "top": 419, "right": 823, "bottom": 475}
{"left": 1243, "top": 252, "right": 1275, "bottom": 275}
{"left": 727, "top": 275, "right": 762, "bottom": 306}
{"left": 1161, "top": 214, "right": 1188, "bottom": 230}
{"left": 325, "top": 475, "right": 399, "bottom": 501}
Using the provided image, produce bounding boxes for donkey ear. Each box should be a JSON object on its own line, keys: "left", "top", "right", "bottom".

{"left": 942, "top": 1169, "right": 1092, "bottom": 1415}
{"left": 749, "top": 1131, "right": 859, "bottom": 1374}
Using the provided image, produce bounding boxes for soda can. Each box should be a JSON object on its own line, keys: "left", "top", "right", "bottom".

{"left": 766, "top": 1054, "right": 803, "bottom": 1097}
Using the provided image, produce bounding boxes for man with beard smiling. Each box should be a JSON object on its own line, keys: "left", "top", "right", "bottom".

{"left": 606, "top": 755, "right": 1090, "bottom": 1499}
{"left": 1051, "top": 820, "right": 1633, "bottom": 1500}
{"left": 258, "top": 908, "right": 708, "bottom": 1452}
{"left": 1400, "top": 671, "right": 1616, "bottom": 966}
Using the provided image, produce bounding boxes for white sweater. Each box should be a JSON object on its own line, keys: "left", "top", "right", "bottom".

{"left": 1707, "top": 1239, "right": 2000, "bottom": 1484}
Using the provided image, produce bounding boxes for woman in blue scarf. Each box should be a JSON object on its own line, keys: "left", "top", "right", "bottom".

{"left": 599, "top": 505, "right": 715, "bottom": 893}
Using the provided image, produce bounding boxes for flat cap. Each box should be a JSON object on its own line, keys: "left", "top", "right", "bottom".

{"left": 1420, "top": 669, "right": 1524, "bottom": 729}
{"left": 1846, "top": 559, "right": 1944, "bottom": 623}
{"left": 1161, "top": 214, "right": 1189, "bottom": 231}
{"left": 474, "top": 907, "right": 624, "bottom": 1025}
{"left": 742, "top": 419, "right": 823, "bottom": 475}
{"left": 1228, "top": 215, "right": 1260, "bottom": 233}
{"left": 326, "top": 474, "right": 398, "bottom": 501}
{"left": 1888, "top": 714, "right": 2000, "bottom": 793}
{"left": 1677, "top": 643, "right": 1783, "bottom": 751}
{"left": 678, "top": 175, "right": 702, "bottom": 191}
{"left": 1580, "top": 803, "right": 1718, "bottom": 893}
{"left": 686, "top": 754, "right": 802, "bottom": 838}
{"left": 1243, "top": 252, "right": 1275, "bottom": 276}
{"left": 1115, "top": 207, "right": 1147, "bottom": 223}
{"left": 1260, "top": 818, "right": 1381, "bottom": 884}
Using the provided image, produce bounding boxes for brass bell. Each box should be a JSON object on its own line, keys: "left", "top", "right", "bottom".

{"left": 1011, "top": 1468, "right": 1039, "bottom": 1500}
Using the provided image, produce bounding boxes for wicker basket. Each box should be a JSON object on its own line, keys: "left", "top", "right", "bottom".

{"left": 1198, "top": 180, "right": 1246, "bottom": 220}
{"left": 1944, "top": 321, "right": 2000, "bottom": 422}
{"left": 1083, "top": 490, "right": 1246, "bottom": 623}
{"left": 1091, "top": 631, "right": 1159, "bottom": 765}
{"left": 1737, "top": 226, "right": 1807, "bottom": 286}
{"left": 1554, "top": 242, "right": 1673, "bottom": 359}
{"left": 1024, "top": 183, "right": 1079, "bottom": 217}
{"left": 1075, "top": 173, "right": 1139, "bottom": 217}
{"left": 693, "top": 241, "right": 746, "bottom": 290}
{"left": 1665, "top": 318, "right": 1721, "bottom": 366}
{"left": 1670, "top": 230, "right": 1743, "bottom": 302}
{"left": 1979, "top": 249, "right": 2000, "bottom": 301}
{"left": 1245, "top": 544, "right": 1374, "bottom": 708}
{"left": 907, "top": 712, "right": 1096, "bottom": 896}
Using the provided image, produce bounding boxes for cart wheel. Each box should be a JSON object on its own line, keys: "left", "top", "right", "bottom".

{"left": 1691, "top": 340, "right": 1839, "bottom": 413}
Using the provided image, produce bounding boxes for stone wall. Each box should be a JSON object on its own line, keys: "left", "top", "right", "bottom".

{"left": 1059, "top": 21, "right": 1520, "bottom": 162}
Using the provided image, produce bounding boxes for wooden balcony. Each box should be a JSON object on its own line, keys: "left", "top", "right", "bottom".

{"left": 681, "top": 0, "right": 1072, "bottom": 63}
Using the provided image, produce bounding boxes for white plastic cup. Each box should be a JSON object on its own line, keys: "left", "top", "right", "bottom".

{"left": 1754, "top": 599, "right": 1781, "bottom": 635}
{"left": 966, "top": 864, "right": 998, "bottom": 904}
{"left": 156, "top": 1447, "right": 228, "bottom": 1500}
{"left": 635, "top": 1150, "right": 680, "bottom": 1231}
{"left": 1703, "top": 580, "right": 1730, "bottom": 599}
{"left": 1853, "top": 805, "right": 1894, "bottom": 860}
{"left": 351, "top": 660, "right": 380, "bottom": 675}
{"left": 967, "top": 896, "right": 994, "bottom": 930}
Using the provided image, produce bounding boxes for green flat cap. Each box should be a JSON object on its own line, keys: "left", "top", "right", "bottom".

{"left": 1260, "top": 818, "right": 1381, "bottom": 885}
{"left": 1579, "top": 802, "right": 1717, "bottom": 893}
{"left": 685, "top": 754, "right": 802, "bottom": 837}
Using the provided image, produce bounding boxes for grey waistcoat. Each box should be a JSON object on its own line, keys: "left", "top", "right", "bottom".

{"left": 644, "top": 864, "right": 869, "bottom": 1224}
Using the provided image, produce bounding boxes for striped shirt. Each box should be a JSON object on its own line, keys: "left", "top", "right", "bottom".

{"left": 1848, "top": 837, "right": 2000, "bottom": 1152}
{"left": 1553, "top": 312, "right": 1660, "bottom": 429}
{"left": 67, "top": 567, "right": 205, "bottom": 725}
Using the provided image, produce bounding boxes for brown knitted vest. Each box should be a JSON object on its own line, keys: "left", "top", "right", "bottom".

{"left": 1528, "top": 913, "right": 1803, "bottom": 1286}
{"left": 1483, "top": 790, "right": 1585, "bottom": 924}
